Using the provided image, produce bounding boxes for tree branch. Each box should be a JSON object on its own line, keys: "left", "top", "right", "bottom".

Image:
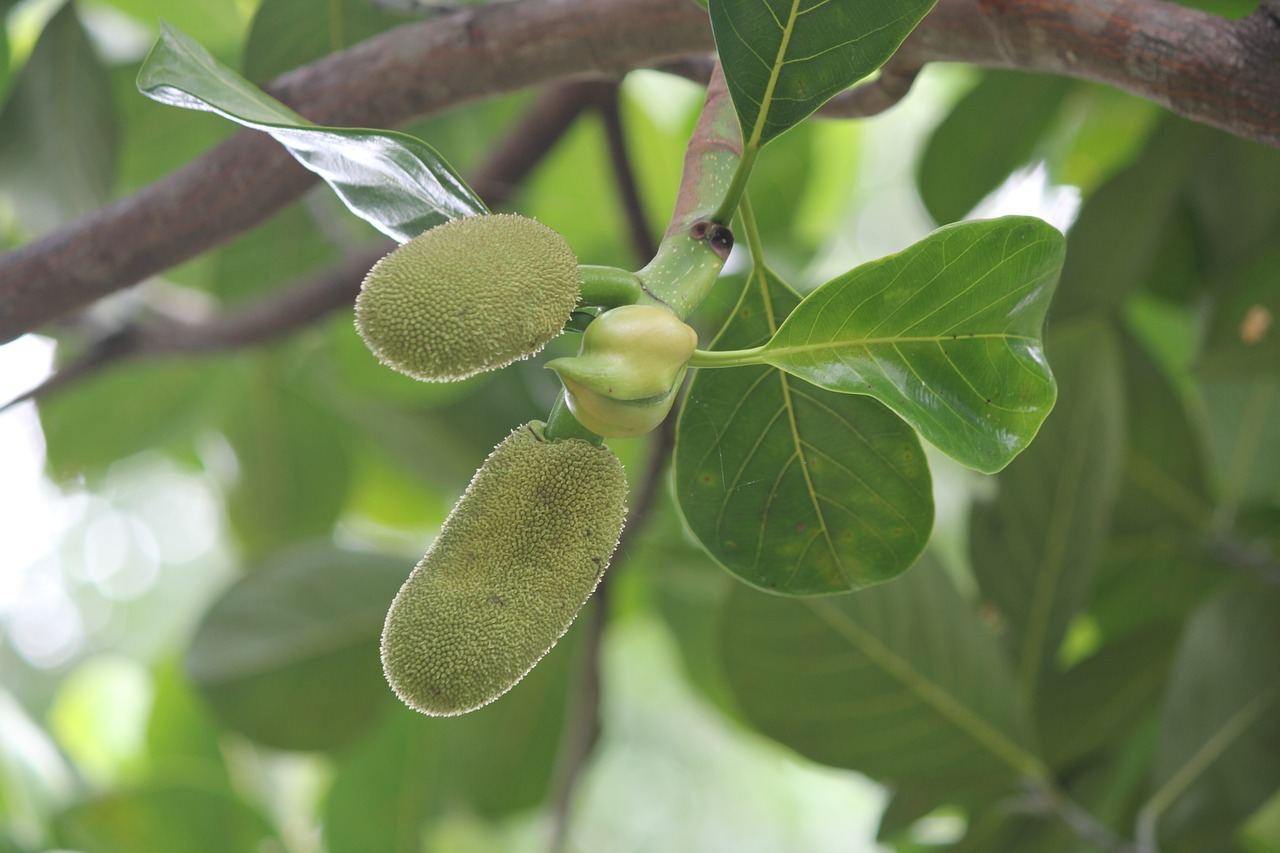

{"left": 595, "top": 82, "right": 660, "bottom": 264}
{"left": 4, "top": 0, "right": 1279, "bottom": 344}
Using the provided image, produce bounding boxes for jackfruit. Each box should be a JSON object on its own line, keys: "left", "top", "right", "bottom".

{"left": 355, "top": 214, "right": 580, "bottom": 382}
{"left": 381, "top": 421, "right": 628, "bottom": 715}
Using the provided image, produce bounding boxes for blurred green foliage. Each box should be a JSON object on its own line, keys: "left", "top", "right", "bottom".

{"left": 1, "top": 1, "right": 1279, "bottom": 851}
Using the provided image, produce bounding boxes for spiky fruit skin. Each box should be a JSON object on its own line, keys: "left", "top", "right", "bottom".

{"left": 355, "top": 214, "right": 580, "bottom": 382}
{"left": 381, "top": 422, "right": 627, "bottom": 716}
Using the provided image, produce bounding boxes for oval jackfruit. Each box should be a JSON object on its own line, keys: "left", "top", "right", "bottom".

{"left": 381, "top": 422, "right": 628, "bottom": 715}
{"left": 355, "top": 214, "right": 581, "bottom": 382}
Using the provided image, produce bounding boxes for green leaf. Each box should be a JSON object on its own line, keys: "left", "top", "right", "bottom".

{"left": 676, "top": 265, "right": 933, "bottom": 594}
{"left": 185, "top": 546, "right": 408, "bottom": 751}
{"left": 54, "top": 783, "right": 276, "bottom": 853}
{"left": 1143, "top": 583, "right": 1280, "bottom": 850}
{"left": 39, "top": 360, "right": 231, "bottom": 481}
{"left": 1051, "top": 117, "right": 1212, "bottom": 320}
{"left": 720, "top": 555, "right": 1042, "bottom": 788}
{"left": 242, "top": 0, "right": 408, "bottom": 83}
{"left": 709, "top": 0, "right": 936, "bottom": 148}
{"left": 220, "top": 373, "right": 352, "bottom": 555}
{"left": 136, "top": 22, "right": 485, "bottom": 242}
{"left": 324, "top": 623, "right": 581, "bottom": 849}
{"left": 1112, "top": 328, "right": 1213, "bottom": 536}
{"left": 970, "top": 320, "right": 1126, "bottom": 701}
{"left": 758, "top": 216, "right": 1064, "bottom": 473}
{"left": 1034, "top": 625, "right": 1178, "bottom": 769}
{"left": 0, "top": 1, "right": 117, "bottom": 235}
{"left": 918, "top": 71, "right": 1075, "bottom": 225}
{"left": 1200, "top": 378, "right": 1280, "bottom": 510}
{"left": 1197, "top": 244, "right": 1280, "bottom": 378}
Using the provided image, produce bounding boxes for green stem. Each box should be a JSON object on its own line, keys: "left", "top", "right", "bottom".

{"left": 711, "top": 144, "right": 759, "bottom": 225}
{"left": 543, "top": 393, "right": 603, "bottom": 446}
{"left": 688, "top": 345, "right": 769, "bottom": 368}
{"left": 578, "top": 265, "right": 642, "bottom": 308}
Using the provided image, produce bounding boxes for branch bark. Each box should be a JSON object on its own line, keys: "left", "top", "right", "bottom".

{"left": 3, "top": 0, "right": 1279, "bottom": 345}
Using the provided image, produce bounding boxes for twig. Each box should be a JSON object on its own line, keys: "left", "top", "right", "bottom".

{"left": 595, "top": 82, "right": 659, "bottom": 264}
{"left": 1011, "top": 779, "right": 1140, "bottom": 853}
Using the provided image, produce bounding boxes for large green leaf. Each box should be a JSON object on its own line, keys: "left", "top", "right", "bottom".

{"left": 918, "top": 71, "right": 1075, "bottom": 225}
{"left": 970, "top": 320, "right": 1125, "bottom": 701}
{"left": 756, "top": 216, "right": 1064, "bottom": 473}
{"left": 185, "top": 546, "right": 408, "bottom": 751}
{"left": 720, "top": 556, "right": 1042, "bottom": 788}
{"left": 709, "top": 0, "right": 936, "bottom": 148}
{"left": 54, "top": 783, "right": 276, "bottom": 853}
{"left": 0, "top": 2, "right": 117, "bottom": 235}
{"left": 1143, "top": 583, "right": 1280, "bottom": 851}
{"left": 136, "top": 22, "right": 485, "bottom": 242}
{"left": 676, "top": 265, "right": 933, "bottom": 595}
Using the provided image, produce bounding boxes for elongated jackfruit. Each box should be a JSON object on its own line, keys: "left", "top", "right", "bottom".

{"left": 381, "top": 422, "right": 628, "bottom": 715}
{"left": 355, "top": 214, "right": 580, "bottom": 382}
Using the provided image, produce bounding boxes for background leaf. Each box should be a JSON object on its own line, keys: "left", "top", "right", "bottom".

{"left": 918, "top": 70, "right": 1075, "bottom": 225}
{"left": 220, "top": 371, "right": 352, "bottom": 555}
{"left": 241, "top": 0, "right": 408, "bottom": 83}
{"left": 136, "top": 22, "right": 485, "bottom": 242}
{"left": 0, "top": 1, "right": 117, "bottom": 236}
{"left": 970, "top": 320, "right": 1126, "bottom": 701}
{"left": 709, "top": 0, "right": 936, "bottom": 147}
{"left": 760, "top": 216, "right": 1064, "bottom": 473}
{"left": 323, "top": 622, "right": 581, "bottom": 849}
{"left": 53, "top": 783, "right": 276, "bottom": 853}
{"left": 720, "top": 555, "right": 1041, "bottom": 789}
{"left": 185, "top": 546, "right": 408, "bottom": 751}
{"left": 1145, "top": 582, "right": 1280, "bottom": 850}
{"left": 676, "top": 266, "right": 933, "bottom": 595}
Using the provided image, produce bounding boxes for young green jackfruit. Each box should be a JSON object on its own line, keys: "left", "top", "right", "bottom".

{"left": 381, "top": 422, "right": 627, "bottom": 716}
{"left": 355, "top": 214, "right": 581, "bottom": 382}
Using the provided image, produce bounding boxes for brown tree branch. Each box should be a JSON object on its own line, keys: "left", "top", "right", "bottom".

{"left": 595, "top": 83, "right": 660, "bottom": 264}
{"left": 3, "top": 0, "right": 1279, "bottom": 345}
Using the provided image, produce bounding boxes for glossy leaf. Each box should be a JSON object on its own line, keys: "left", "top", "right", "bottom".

{"left": 676, "top": 265, "right": 933, "bottom": 595}
{"left": 1145, "top": 583, "right": 1280, "bottom": 850}
{"left": 0, "top": 2, "right": 116, "bottom": 235}
{"left": 970, "top": 320, "right": 1125, "bottom": 700}
{"left": 720, "top": 555, "right": 1042, "bottom": 788}
{"left": 758, "top": 216, "right": 1064, "bottom": 473}
{"left": 137, "top": 22, "right": 485, "bottom": 242}
{"left": 709, "top": 0, "right": 936, "bottom": 148}
{"left": 54, "top": 783, "right": 276, "bottom": 853}
{"left": 918, "top": 70, "right": 1075, "bottom": 225}
{"left": 185, "top": 546, "right": 408, "bottom": 751}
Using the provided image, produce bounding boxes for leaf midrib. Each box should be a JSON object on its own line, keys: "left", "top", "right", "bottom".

{"left": 765, "top": 332, "right": 1037, "bottom": 360}
{"left": 749, "top": 0, "right": 804, "bottom": 149}
{"left": 805, "top": 598, "right": 1046, "bottom": 779}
